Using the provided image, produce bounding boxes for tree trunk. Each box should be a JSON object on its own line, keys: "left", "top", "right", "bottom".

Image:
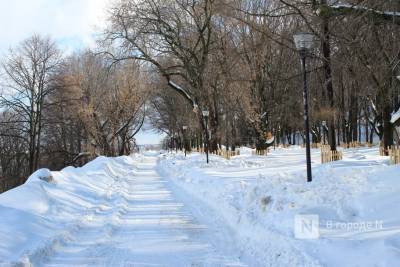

{"left": 350, "top": 85, "right": 358, "bottom": 143}
{"left": 321, "top": 0, "right": 337, "bottom": 151}
{"left": 382, "top": 104, "right": 394, "bottom": 154}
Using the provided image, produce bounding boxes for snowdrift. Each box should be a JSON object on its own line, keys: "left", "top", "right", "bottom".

{"left": 0, "top": 155, "right": 141, "bottom": 266}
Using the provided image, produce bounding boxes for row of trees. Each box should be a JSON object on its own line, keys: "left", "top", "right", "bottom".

{"left": 0, "top": 35, "right": 149, "bottom": 187}
{"left": 1, "top": 0, "right": 399, "bottom": 189}
{"left": 103, "top": 0, "right": 400, "bottom": 153}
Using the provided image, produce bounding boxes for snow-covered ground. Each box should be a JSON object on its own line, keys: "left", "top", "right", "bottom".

{"left": 0, "top": 154, "right": 246, "bottom": 266}
{"left": 158, "top": 146, "right": 400, "bottom": 266}
{"left": 0, "top": 146, "right": 399, "bottom": 266}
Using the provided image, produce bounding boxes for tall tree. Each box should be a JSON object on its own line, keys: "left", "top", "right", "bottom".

{"left": 1, "top": 35, "right": 62, "bottom": 173}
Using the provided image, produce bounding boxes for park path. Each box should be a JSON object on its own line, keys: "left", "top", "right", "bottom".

{"left": 41, "top": 156, "right": 245, "bottom": 267}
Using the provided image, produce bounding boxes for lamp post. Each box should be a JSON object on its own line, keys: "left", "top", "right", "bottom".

{"left": 202, "top": 109, "right": 210, "bottom": 164}
{"left": 294, "top": 32, "right": 315, "bottom": 182}
{"left": 182, "top": 125, "right": 188, "bottom": 157}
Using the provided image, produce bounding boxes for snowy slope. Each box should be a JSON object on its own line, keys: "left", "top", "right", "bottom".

{"left": 158, "top": 147, "right": 400, "bottom": 267}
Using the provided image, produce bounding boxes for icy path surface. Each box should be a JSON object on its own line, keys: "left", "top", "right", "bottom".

{"left": 41, "top": 156, "right": 245, "bottom": 267}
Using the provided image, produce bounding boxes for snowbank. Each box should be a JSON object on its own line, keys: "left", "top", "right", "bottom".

{"left": 0, "top": 155, "right": 139, "bottom": 266}
{"left": 158, "top": 147, "right": 400, "bottom": 266}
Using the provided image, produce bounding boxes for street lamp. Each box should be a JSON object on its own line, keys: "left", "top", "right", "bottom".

{"left": 182, "top": 125, "right": 188, "bottom": 157}
{"left": 294, "top": 32, "right": 315, "bottom": 182}
{"left": 202, "top": 109, "right": 210, "bottom": 164}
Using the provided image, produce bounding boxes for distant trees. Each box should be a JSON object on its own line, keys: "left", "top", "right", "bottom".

{"left": 0, "top": 112, "right": 28, "bottom": 180}
{"left": 274, "top": 0, "right": 400, "bottom": 153}
{"left": 0, "top": 0, "right": 399, "bottom": 190}
{"left": 105, "top": 0, "right": 227, "bottom": 151}
{"left": 0, "top": 35, "right": 62, "bottom": 173}
{"left": 0, "top": 36, "right": 149, "bottom": 187}
{"left": 55, "top": 51, "right": 148, "bottom": 158}
{"left": 104, "top": 0, "right": 399, "bottom": 153}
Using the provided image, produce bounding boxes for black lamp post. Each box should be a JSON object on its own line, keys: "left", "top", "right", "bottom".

{"left": 294, "top": 32, "right": 315, "bottom": 182}
{"left": 202, "top": 109, "right": 210, "bottom": 164}
{"left": 182, "top": 125, "right": 188, "bottom": 157}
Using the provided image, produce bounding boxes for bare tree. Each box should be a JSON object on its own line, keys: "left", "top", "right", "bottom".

{"left": 105, "top": 0, "right": 230, "bottom": 151}
{"left": 0, "top": 35, "right": 62, "bottom": 173}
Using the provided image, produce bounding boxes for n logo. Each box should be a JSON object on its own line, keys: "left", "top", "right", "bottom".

{"left": 294, "top": 214, "right": 319, "bottom": 239}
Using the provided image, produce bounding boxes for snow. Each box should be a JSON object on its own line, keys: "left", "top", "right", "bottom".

{"left": 158, "top": 147, "right": 400, "bottom": 266}
{"left": 0, "top": 155, "right": 245, "bottom": 266}
{"left": 391, "top": 107, "right": 400, "bottom": 124}
{"left": 331, "top": 3, "right": 400, "bottom": 17}
{"left": 168, "top": 80, "right": 197, "bottom": 109}
{"left": 0, "top": 146, "right": 399, "bottom": 266}
{"left": 265, "top": 136, "right": 275, "bottom": 145}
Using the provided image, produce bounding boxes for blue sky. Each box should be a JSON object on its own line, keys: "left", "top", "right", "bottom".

{"left": 0, "top": 0, "right": 109, "bottom": 55}
{"left": 0, "top": 0, "right": 165, "bottom": 145}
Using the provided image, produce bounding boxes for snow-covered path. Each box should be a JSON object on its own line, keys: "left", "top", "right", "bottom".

{"left": 40, "top": 156, "right": 245, "bottom": 267}
{"left": 2, "top": 147, "right": 398, "bottom": 266}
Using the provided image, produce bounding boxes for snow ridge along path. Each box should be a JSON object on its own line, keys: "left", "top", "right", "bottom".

{"left": 0, "top": 154, "right": 246, "bottom": 266}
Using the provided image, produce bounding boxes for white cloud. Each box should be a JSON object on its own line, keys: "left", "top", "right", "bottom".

{"left": 0, "top": 0, "right": 111, "bottom": 55}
